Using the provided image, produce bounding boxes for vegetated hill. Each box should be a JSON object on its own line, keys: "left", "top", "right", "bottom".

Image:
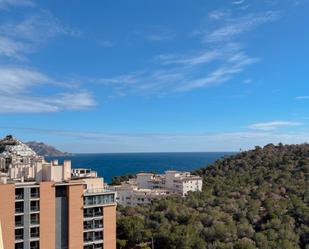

{"left": 117, "top": 143, "right": 309, "bottom": 249}
{"left": 26, "top": 141, "right": 73, "bottom": 157}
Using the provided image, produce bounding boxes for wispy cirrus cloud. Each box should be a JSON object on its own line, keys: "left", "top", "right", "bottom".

{"left": 96, "top": 5, "right": 282, "bottom": 97}
{"left": 208, "top": 10, "right": 230, "bottom": 20}
{"left": 296, "top": 96, "right": 309, "bottom": 99}
{"left": 98, "top": 43, "right": 258, "bottom": 94}
{"left": 203, "top": 11, "right": 280, "bottom": 43}
{"left": 232, "top": 0, "right": 246, "bottom": 5}
{"left": 0, "top": 10, "right": 80, "bottom": 60}
{"left": 0, "top": 0, "right": 34, "bottom": 9}
{"left": 99, "top": 40, "right": 113, "bottom": 48}
{"left": 248, "top": 121, "right": 303, "bottom": 131}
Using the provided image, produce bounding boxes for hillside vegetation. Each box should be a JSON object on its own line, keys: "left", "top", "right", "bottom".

{"left": 117, "top": 143, "right": 309, "bottom": 249}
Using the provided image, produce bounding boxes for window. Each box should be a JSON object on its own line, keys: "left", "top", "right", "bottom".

{"left": 15, "top": 228, "right": 23, "bottom": 240}
{"left": 94, "top": 219, "right": 103, "bottom": 229}
{"left": 30, "top": 227, "right": 39, "bottom": 238}
{"left": 15, "top": 188, "right": 24, "bottom": 200}
{"left": 94, "top": 231, "right": 103, "bottom": 241}
{"left": 15, "top": 243, "right": 23, "bottom": 249}
{"left": 30, "top": 241, "right": 39, "bottom": 249}
{"left": 30, "top": 213, "right": 39, "bottom": 225}
{"left": 31, "top": 188, "right": 39, "bottom": 198}
{"left": 94, "top": 244, "right": 103, "bottom": 249}
{"left": 84, "top": 194, "right": 115, "bottom": 206}
{"left": 15, "top": 202, "right": 24, "bottom": 214}
{"left": 30, "top": 201, "right": 39, "bottom": 212}
{"left": 84, "top": 232, "right": 93, "bottom": 242}
{"left": 84, "top": 220, "right": 93, "bottom": 230}
{"left": 15, "top": 215, "right": 23, "bottom": 227}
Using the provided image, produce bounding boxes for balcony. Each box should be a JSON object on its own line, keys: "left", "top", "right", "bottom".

{"left": 84, "top": 207, "right": 103, "bottom": 219}
{"left": 94, "top": 244, "right": 103, "bottom": 249}
{"left": 30, "top": 201, "right": 40, "bottom": 212}
{"left": 30, "top": 227, "right": 40, "bottom": 239}
{"left": 30, "top": 241, "right": 39, "bottom": 249}
{"left": 15, "top": 216, "right": 24, "bottom": 227}
{"left": 15, "top": 189, "right": 24, "bottom": 200}
{"left": 30, "top": 214, "right": 39, "bottom": 225}
{"left": 84, "top": 220, "right": 103, "bottom": 230}
{"left": 15, "top": 202, "right": 24, "bottom": 214}
{"left": 15, "top": 229, "right": 23, "bottom": 241}
{"left": 30, "top": 206, "right": 39, "bottom": 212}
{"left": 15, "top": 243, "right": 23, "bottom": 249}
{"left": 84, "top": 193, "right": 115, "bottom": 206}
{"left": 84, "top": 231, "right": 103, "bottom": 243}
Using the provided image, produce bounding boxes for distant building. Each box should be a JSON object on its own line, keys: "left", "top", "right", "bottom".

{"left": 0, "top": 135, "right": 116, "bottom": 249}
{"left": 108, "top": 170, "right": 203, "bottom": 207}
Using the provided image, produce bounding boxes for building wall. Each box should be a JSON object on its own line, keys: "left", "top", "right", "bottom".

{"left": 0, "top": 184, "right": 15, "bottom": 249}
{"left": 67, "top": 184, "right": 84, "bottom": 249}
{"left": 40, "top": 182, "right": 56, "bottom": 249}
{"left": 103, "top": 205, "right": 117, "bottom": 249}
{"left": 136, "top": 174, "right": 153, "bottom": 189}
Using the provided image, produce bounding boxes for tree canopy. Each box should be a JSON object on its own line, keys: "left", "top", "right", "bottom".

{"left": 117, "top": 143, "right": 309, "bottom": 249}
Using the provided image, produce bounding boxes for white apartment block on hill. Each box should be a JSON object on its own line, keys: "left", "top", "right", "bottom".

{"left": 108, "top": 170, "right": 203, "bottom": 207}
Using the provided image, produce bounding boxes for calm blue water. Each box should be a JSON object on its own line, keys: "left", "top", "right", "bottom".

{"left": 47, "top": 152, "right": 234, "bottom": 183}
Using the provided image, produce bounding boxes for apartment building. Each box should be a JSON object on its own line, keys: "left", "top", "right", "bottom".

{"left": 136, "top": 170, "right": 203, "bottom": 196}
{"left": 0, "top": 135, "right": 116, "bottom": 249}
{"left": 108, "top": 183, "right": 169, "bottom": 207}
{"left": 108, "top": 170, "right": 203, "bottom": 207}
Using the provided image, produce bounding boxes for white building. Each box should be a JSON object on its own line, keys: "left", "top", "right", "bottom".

{"left": 108, "top": 170, "right": 203, "bottom": 206}
{"left": 137, "top": 170, "right": 203, "bottom": 196}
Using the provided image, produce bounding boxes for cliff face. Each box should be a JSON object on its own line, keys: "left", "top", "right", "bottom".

{"left": 25, "top": 141, "right": 73, "bottom": 157}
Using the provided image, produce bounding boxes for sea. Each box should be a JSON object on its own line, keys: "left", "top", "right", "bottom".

{"left": 47, "top": 152, "right": 234, "bottom": 183}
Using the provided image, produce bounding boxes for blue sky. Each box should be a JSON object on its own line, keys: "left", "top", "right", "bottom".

{"left": 0, "top": 0, "right": 309, "bottom": 152}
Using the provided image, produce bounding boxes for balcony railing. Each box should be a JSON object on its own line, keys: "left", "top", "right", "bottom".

{"left": 94, "top": 236, "right": 103, "bottom": 241}
{"left": 15, "top": 234, "right": 23, "bottom": 240}
{"left": 30, "top": 206, "right": 39, "bottom": 212}
{"left": 15, "top": 221, "right": 24, "bottom": 227}
{"left": 30, "top": 232, "right": 39, "bottom": 238}
{"left": 30, "top": 219, "right": 39, "bottom": 225}
{"left": 30, "top": 193, "right": 39, "bottom": 198}
{"left": 84, "top": 223, "right": 103, "bottom": 230}
{"left": 15, "top": 207, "right": 24, "bottom": 214}
{"left": 15, "top": 194, "right": 24, "bottom": 200}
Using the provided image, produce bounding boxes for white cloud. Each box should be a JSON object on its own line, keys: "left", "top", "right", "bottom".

{"left": 209, "top": 10, "right": 230, "bottom": 20}
{"left": 4, "top": 128, "right": 309, "bottom": 153}
{"left": 99, "top": 40, "right": 113, "bottom": 47}
{"left": 204, "top": 11, "right": 280, "bottom": 43}
{"left": 296, "top": 96, "right": 309, "bottom": 99}
{"left": 0, "top": 66, "right": 96, "bottom": 113}
{"left": 232, "top": 0, "right": 246, "bottom": 5}
{"left": 248, "top": 121, "right": 303, "bottom": 131}
{"left": 0, "top": 37, "right": 30, "bottom": 60}
{"left": 0, "top": 0, "right": 34, "bottom": 9}
{"left": 98, "top": 43, "right": 258, "bottom": 94}
{"left": 0, "top": 11, "right": 80, "bottom": 60}
{"left": 0, "top": 12, "right": 80, "bottom": 42}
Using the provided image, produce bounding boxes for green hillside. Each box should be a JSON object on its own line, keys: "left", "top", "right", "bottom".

{"left": 117, "top": 143, "right": 309, "bottom": 249}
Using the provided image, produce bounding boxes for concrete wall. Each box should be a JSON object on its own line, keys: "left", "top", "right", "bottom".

{"left": 40, "top": 182, "right": 56, "bottom": 249}
{"left": 67, "top": 184, "right": 84, "bottom": 249}
{"left": 103, "top": 205, "right": 117, "bottom": 249}
{"left": 0, "top": 184, "right": 15, "bottom": 249}
{"left": 136, "top": 174, "right": 153, "bottom": 189}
